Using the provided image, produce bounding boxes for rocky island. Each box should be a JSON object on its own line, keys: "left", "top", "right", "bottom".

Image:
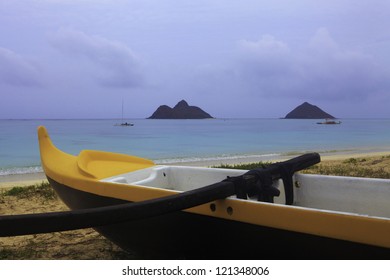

{"left": 148, "top": 100, "right": 213, "bottom": 119}
{"left": 284, "top": 102, "right": 335, "bottom": 119}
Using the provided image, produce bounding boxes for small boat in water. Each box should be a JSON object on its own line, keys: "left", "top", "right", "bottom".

{"left": 115, "top": 122, "right": 134, "bottom": 126}
{"left": 114, "top": 98, "right": 134, "bottom": 126}
{"left": 317, "top": 119, "right": 342, "bottom": 125}
{"left": 0, "top": 126, "right": 389, "bottom": 259}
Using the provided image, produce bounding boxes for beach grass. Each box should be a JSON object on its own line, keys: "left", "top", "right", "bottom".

{"left": 302, "top": 155, "right": 390, "bottom": 179}
{"left": 214, "top": 155, "right": 390, "bottom": 179}
{"left": 1, "top": 181, "right": 56, "bottom": 200}
{"left": 212, "top": 161, "right": 272, "bottom": 170}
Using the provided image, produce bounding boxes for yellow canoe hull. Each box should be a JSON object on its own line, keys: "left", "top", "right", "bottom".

{"left": 37, "top": 126, "right": 390, "bottom": 259}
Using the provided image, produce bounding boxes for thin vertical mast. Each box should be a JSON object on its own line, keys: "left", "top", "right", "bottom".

{"left": 122, "top": 97, "right": 124, "bottom": 123}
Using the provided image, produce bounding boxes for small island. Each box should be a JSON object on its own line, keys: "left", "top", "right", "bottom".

{"left": 284, "top": 102, "right": 335, "bottom": 119}
{"left": 147, "top": 100, "right": 213, "bottom": 119}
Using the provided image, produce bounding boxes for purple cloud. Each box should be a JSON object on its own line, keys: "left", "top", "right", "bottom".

{"left": 236, "top": 28, "right": 389, "bottom": 101}
{"left": 50, "top": 28, "right": 143, "bottom": 88}
{"left": 0, "top": 47, "right": 42, "bottom": 87}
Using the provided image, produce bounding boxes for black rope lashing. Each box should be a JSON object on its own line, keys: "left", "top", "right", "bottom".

{"left": 223, "top": 153, "right": 321, "bottom": 205}
{"left": 224, "top": 176, "right": 248, "bottom": 199}
{"left": 224, "top": 169, "right": 281, "bottom": 203}
{"left": 245, "top": 169, "right": 280, "bottom": 203}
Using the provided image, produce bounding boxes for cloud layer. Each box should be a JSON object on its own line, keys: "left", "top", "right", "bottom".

{"left": 236, "top": 28, "right": 388, "bottom": 101}
{"left": 50, "top": 28, "right": 143, "bottom": 88}
{"left": 1, "top": 1, "right": 390, "bottom": 118}
{"left": 0, "top": 47, "right": 42, "bottom": 87}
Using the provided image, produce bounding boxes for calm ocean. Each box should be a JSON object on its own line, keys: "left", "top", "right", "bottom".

{"left": 1, "top": 118, "right": 390, "bottom": 176}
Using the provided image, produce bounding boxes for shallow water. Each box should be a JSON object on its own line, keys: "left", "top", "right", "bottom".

{"left": 1, "top": 118, "right": 390, "bottom": 175}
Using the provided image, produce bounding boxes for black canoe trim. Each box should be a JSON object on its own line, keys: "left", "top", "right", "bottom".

{"left": 0, "top": 153, "right": 320, "bottom": 237}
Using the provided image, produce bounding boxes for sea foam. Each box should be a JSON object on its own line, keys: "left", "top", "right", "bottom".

{"left": 0, "top": 166, "right": 43, "bottom": 176}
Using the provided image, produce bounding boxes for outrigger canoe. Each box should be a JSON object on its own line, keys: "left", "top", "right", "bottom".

{"left": 0, "top": 126, "right": 389, "bottom": 259}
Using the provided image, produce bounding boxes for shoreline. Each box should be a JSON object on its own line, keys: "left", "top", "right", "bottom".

{"left": 1, "top": 150, "right": 389, "bottom": 189}
{"left": 0, "top": 173, "right": 48, "bottom": 189}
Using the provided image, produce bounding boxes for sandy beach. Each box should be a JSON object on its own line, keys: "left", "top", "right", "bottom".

{"left": 0, "top": 172, "right": 47, "bottom": 189}
{"left": 1, "top": 150, "right": 390, "bottom": 259}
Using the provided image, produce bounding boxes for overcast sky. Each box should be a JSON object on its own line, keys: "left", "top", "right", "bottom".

{"left": 1, "top": 0, "right": 390, "bottom": 119}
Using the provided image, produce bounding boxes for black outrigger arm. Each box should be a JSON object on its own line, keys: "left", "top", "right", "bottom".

{"left": 0, "top": 153, "right": 320, "bottom": 237}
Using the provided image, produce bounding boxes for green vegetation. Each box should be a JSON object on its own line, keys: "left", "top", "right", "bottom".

{"left": 212, "top": 162, "right": 272, "bottom": 170}
{"left": 1, "top": 181, "right": 57, "bottom": 200}
{"left": 213, "top": 157, "right": 390, "bottom": 179}
{"left": 303, "top": 162, "right": 390, "bottom": 179}
{"left": 306, "top": 155, "right": 390, "bottom": 179}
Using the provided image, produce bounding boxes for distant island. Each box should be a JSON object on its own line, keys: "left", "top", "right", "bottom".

{"left": 284, "top": 102, "right": 335, "bottom": 119}
{"left": 147, "top": 100, "right": 213, "bottom": 119}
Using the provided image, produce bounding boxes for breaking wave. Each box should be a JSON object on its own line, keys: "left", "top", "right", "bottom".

{"left": 0, "top": 166, "right": 43, "bottom": 176}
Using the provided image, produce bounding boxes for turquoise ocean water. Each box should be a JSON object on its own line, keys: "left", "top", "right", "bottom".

{"left": 1, "top": 118, "right": 390, "bottom": 176}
